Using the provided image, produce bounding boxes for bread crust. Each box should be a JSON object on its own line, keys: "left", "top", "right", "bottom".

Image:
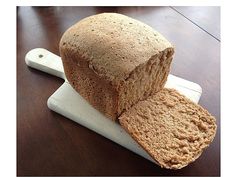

{"left": 60, "top": 13, "right": 173, "bottom": 85}
{"left": 61, "top": 49, "right": 118, "bottom": 120}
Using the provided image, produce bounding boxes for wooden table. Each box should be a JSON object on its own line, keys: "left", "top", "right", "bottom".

{"left": 17, "top": 6, "right": 220, "bottom": 176}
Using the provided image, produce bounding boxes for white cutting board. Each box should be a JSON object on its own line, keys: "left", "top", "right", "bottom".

{"left": 25, "top": 48, "right": 202, "bottom": 164}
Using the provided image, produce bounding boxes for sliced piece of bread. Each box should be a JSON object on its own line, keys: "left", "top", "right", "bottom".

{"left": 119, "top": 88, "right": 217, "bottom": 169}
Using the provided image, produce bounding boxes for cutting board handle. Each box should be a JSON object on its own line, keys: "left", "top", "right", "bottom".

{"left": 25, "top": 48, "right": 66, "bottom": 80}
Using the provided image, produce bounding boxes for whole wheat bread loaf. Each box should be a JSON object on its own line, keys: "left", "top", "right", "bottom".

{"left": 119, "top": 88, "right": 217, "bottom": 169}
{"left": 59, "top": 13, "right": 217, "bottom": 169}
{"left": 60, "top": 13, "right": 174, "bottom": 120}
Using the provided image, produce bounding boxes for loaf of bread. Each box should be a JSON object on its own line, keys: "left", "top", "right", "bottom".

{"left": 119, "top": 88, "right": 217, "bottom": 169}
{"left": 60, "top": 13, "right": 216, "bottom": 169}
{"left": 60, "top": 13, "right": 174, "bottom": 120}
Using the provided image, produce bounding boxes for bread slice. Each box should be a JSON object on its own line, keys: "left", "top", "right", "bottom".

{"left": 59, "top": 13, "right": 174, "bottom": 120}
{"left": 119, "top": 88, "right": 217, "bottom": 169}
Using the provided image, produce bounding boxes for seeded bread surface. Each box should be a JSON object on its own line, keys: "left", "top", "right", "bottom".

{"left": 119, "top": 88, "right": 217, "bottom": 169}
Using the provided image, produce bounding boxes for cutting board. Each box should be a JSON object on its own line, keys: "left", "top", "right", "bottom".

{"left": 25, "top": 48, "right": 202, "bottom": 164}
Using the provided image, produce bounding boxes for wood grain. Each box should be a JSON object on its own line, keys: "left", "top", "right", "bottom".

{"left": 17, "top": 6, "right": 220, "bottom": 176}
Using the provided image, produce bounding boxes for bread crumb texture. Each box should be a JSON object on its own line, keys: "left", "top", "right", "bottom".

{"left": 119, "top": 88, "right": 217, "bottom": 169}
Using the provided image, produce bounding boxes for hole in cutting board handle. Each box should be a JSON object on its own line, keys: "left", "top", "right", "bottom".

{"left": 38, "top": 54, "right": 43, "bottom": 58}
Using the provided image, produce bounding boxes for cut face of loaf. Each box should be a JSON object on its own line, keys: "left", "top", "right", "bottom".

{"left": 60, "top": 13, "right": 174, "bottom": 120}
{"left": 118, "top": 51, "right": 173, "bottom": 115}
{"left": 119, "top": 88, "right": 217, "bottom": 169}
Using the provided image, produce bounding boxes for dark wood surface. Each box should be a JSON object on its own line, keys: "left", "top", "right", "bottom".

{"left": 17, "top": 6, "right": 220, "bottom": 176}
{"left": 172, "top": 6, "right": 221, "bottom": 41}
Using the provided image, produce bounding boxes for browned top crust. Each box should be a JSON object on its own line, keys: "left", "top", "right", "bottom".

{"left": 59, "top": 13, "right": 173, "bottom": 86}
